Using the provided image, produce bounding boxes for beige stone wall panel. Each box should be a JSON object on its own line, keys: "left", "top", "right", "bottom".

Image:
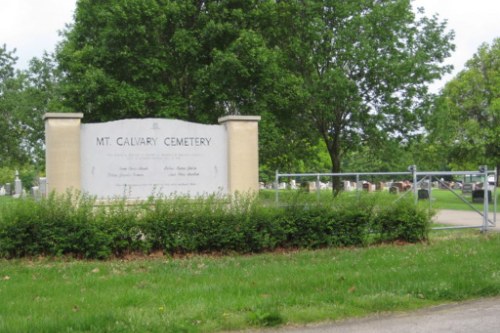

{"left": 44, "top": 113, "right": 83, "bottom": 194}
{"left": 219, "top": 116, "right": 261, "bottom": 194}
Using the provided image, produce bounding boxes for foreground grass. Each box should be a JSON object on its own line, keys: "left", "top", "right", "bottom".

{"left": 1, "top": 231, "right": 500, "bottom": 332}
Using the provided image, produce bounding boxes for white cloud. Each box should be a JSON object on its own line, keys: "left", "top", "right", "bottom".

{"left": 413, "top": 0, "right": 500, "bottom": 91}
{"left": 0, "top": 0, "right": 76, "bottom": 69}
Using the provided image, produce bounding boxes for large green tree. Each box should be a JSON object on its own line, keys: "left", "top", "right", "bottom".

{"left": 57, "top": 0, "right": 315, "bottom": 178}
{"left": 1, "top": 45, "right": 65, "bottom": 170}
{"left": 0, "top": 44, "right": 27, "bottom": 166}
{"left": 57, "top": 1, "right": 454, "bottom": 186}
{"left": 432, "top": 38, "right": 500, "bottom": 184}
{"left": 57, "top": 0, "right": 299, "bottom": 122}
{"left": 266, "top": 0, "right": 454, "bottom": 190}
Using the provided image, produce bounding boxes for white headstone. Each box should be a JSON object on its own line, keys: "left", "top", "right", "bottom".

{"left": 39, "top": 178, "right": 47, "bottom": 197}
{"left": 31, "top": 186, "right": 41, "bottom": 201}
{"left": 4, "top": 183, "right": 11, "bottom": 196}
{"left": 14, "top": 171, "right": 22, "bottom": 198}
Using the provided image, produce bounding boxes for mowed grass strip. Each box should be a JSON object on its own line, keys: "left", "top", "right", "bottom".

{"left": 1, "top": 231, "right": 500, "bottom": 332}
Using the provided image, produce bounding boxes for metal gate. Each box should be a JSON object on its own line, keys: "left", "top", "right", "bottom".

{"left": 274, "top": 165, "right": 497, "bottom": 232}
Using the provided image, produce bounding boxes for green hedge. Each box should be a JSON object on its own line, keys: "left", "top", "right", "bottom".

{"left": 0, "top": 193, "right": 431, "bottom": 259}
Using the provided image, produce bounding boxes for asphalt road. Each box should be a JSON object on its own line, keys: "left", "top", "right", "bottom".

{"left": 252, "top": 297, "right": 500, "bottom": 333}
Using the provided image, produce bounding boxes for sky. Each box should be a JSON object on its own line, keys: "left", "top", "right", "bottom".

{"left": 1, "top": 0, "right": 499, "bottom": 92}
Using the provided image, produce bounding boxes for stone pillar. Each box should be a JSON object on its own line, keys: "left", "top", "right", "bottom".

{"left": 44, "top": 113, "right": 84, "bottom": 194}
{"left": 218, "top": 115, "right": 261, "bottom": 194}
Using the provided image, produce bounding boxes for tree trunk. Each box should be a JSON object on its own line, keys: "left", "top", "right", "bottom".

{"left": 496, "top": 164, "right": 499, "bottom": 187}
{"left": 327, "top": 136, "right": 342, "bottom": 196}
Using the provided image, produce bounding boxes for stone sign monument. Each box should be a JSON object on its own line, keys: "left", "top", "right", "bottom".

{"left": 44, "top": 113, "right": 260, "bottom": 199}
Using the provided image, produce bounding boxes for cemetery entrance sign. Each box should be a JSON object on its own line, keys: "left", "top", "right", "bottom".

{"left": 81, "top": 119, "right": 227, "bottom": 198}
{"left": 44, "top": 113, "right": 260, "bottom": 199}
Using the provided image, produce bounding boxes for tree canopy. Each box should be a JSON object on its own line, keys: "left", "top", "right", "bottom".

{"left": 56, "top": 0, "right": 454, "bottom": 184}
{"left": 0, "top": 44, "right": 26, "bottom": 166}
{"left": 431, "top": 38, "right": 500, "bottom": 183}
{"left": 0, "top": 44, "right": 65, "bottom": 175}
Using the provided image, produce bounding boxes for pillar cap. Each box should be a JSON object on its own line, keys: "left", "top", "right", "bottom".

{"left": 43, "top": 112, "right": 84, "bottom": 120}
{"left": 218, "top": 115, "right": 261, "bottom": 124}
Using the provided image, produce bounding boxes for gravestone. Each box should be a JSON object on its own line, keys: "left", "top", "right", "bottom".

{"left": 472, "top": 190, "right": 492, "bottom": 203}
{"left": 5, "top": 183, "right": 11, "bottom": 196}
{"left": 393, "top": 182, "right": 405, "bottom": 192}
{"left": 14, "top": 172, "right": 22, "bottom": 198}
{"left": 376, "top": 182, "right": 385, "bottom": 191}
{"left": 342, "top": 181, "right": 352, "bottom": 191}
{"left": 389, "top": 186, "right": 399, "bottom": 194}
{"left": 305, "top": 181, "right": 317, "bottom": 192}
{"left": 462, "top": 183, "right": 474, "bottom": 194}
{"left": 0, "top": 186, "right": 5, "bottom": 196}
{"left": 418, "top": 189, "right": 429, "bottom": 200}
{"left": 362, "top": 182, "right": 372, "bottom": 192}
{"left": 439, "top": 181, "right": 451, "bottom": 190}
{"left": 39, "top": 178, "right": 47, "bottom": 197}
{"left": 31, "top": 186, "right": 41, "bottom": 201}
{"left": 419, "top": 180, "right": 430, "bottom": 189}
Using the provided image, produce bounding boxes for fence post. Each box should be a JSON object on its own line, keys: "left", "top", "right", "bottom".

{"left": 275, "top": 170, "right": 279, "bottom": 205}
{"left": 409, "top": 165, "right": 417, "bottom": 205}
{"left": 356, "top": 174, "right": 360, "bottom": 200}
{"left": 316, "top": 174, "right": 320, "bottom": 201}
{"left": 480, "top": 165, "right": 489, "bottom": 232}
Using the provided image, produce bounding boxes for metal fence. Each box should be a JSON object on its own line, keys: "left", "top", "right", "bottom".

{"left": 274, "top": 165, "right": 497, "bottom": 232}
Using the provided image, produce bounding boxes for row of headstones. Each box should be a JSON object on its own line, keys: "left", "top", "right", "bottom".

{"left": 0, "top": 176, "right": 48, "bottom": 200}
{"left": 264, "top": 180, "right": 415, "bottom": 192}
{"left": 267, "top": 180, "right": 489, "bottom": 192}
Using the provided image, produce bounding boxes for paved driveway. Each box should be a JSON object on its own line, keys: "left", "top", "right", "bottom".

{"left": 434, "top": 209, "right": 498, "bottom": 231}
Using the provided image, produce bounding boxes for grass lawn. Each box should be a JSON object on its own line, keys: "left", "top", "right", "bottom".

{"left": 423, "top": 189, "right": 499, "bottom": 212}
{"left": 1, "top": 230, "right": 500, "bottom": 332}
{"left": 264, "top": 188, "right": 499, "bottom": 212}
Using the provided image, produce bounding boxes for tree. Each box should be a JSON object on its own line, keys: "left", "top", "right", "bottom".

{"left": 1, "top": 44, "right": 66, "bottom": 173}
{"left": 16, "top": 53, "right": 68, "bottom": 165}
{"left": 57, "top": 1, "right": 453, "bottom": 189}
{"left": 433, "top": 38, "right": 500, "bottom": 184}
{"left": 57, "top": 0, "right": 316, "bottom": 178}
{"left": 266, "top": 0, "right": 454, "bottom": 191}
{"left": 0, "top": 44, "right": 27, "bottom": 166}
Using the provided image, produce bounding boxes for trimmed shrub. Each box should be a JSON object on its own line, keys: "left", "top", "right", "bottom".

{"left": 0, "top": 192, "right": 431, "bottom": 259}
{"left": 371, "top": 198, "right": 431, "bottom": 243}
